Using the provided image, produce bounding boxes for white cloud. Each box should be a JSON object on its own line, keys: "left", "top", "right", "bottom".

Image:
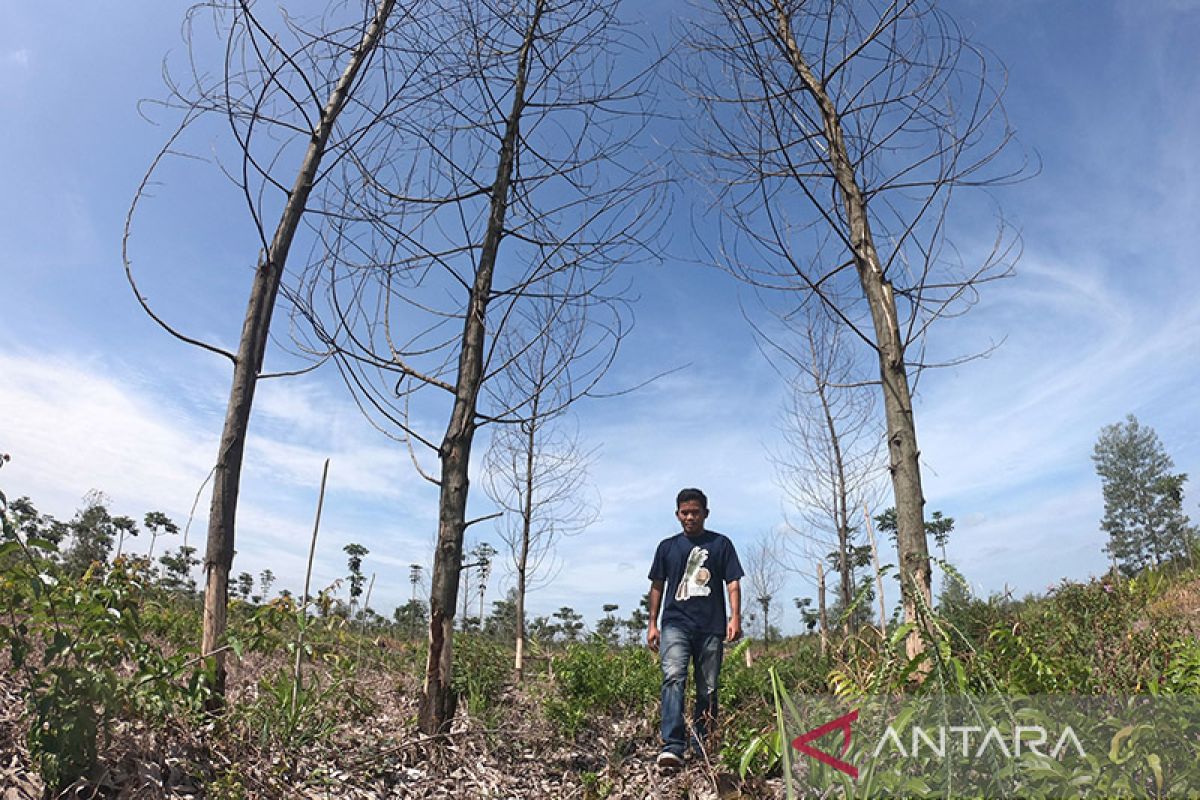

{"left": 942, "top": 481, "right": 1111, "bottom": 599}
{"left": 918, "top": 248, "right": 1200, "bottom": 508}
{"left": 5, "top": 49, "right": 30, "bottom": 69}
{"left": 0, "top": 349, "right": 443, "bottom": 614}
{"left": 0, "top": 350, "right": 215, "bottom": 520}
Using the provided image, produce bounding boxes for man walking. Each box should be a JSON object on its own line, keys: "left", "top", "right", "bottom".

{"left": 647, "top": 488, "right": 743, "bottom": 769}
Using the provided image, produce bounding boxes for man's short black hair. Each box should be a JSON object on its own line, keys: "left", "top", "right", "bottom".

{"left": 676, "top": 487, "right": 708, "bottom": 509}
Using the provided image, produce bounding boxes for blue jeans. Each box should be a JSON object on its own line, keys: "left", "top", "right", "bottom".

{"left": 659, "top": 626, "right": 724, "bottom": 757}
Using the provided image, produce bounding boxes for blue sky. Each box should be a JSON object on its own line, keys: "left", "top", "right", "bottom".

{"left": 1, "top": 1, "right": 1198, "bottom": 635}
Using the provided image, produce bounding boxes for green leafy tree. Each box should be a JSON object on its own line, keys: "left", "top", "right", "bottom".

{"left": 63, "top": 492, "right": 119, "bottom": 576}
{"left": 1093, "top": 415, "right": 1197, "bottom": 574}
{"left": 328, "top": 598, "right": 351, "bottom": 620}
{"left": 344, "top": 542, "right": 369, "bottom": 615}
{"left": 394, "top": 599, "right": 428, "bottom": 638}
{"left": 876, "top": 507, "right": 955, "bottom": 560}
{"left": 359, "top": 607, "right": 385, "bottom": 632}
{"left": 527, "top": 615, "right": 557, "bottom": 644}
{"left": 794, "top": 597, "right": 819, "bottom": 632}
{"left": 877, "top": 507, "right": 955, "bottom": 619}
{"left": 258, "top": 568, "right": 275, "bottom": 599}
{"left": 553, "top": 606, "right": 584, "bottom": 642}
{"left": 112, "top": 515, "right": 139, "bottom": 560}
{"left": 821, "top": 543, "right": 876, "bottom": 630}
{"left": 594, "top": 603, "right": 621, "bottom": 646}
{"left": 622, "top": 593, "right": 649, "bottom": 645}
{"left": 5, "top": 497, "right": 68, "bottom": 547}
{"left": 471, "top": 541, "right": 498, "bottom": 622}
{"left": 159, "top": 545, "right": 200, "bottom": 595}
{"left": 2, "top": 497, "right": 67, "bottom": 574}
{"left": 142, "top": 511, "right": 179, "bottom": 561}
{"left": 235, "top": 571, "right": 254, "bottom": 601}
{"left": 483, "top": 588, "right": 523, "bottom": 642}
{"left": 937, "top": 570, "right": 973, "bottom": 617}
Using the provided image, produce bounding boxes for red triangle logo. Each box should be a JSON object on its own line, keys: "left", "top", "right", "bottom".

{"left": 791, "top": 708, "right": 859, "bottom": 779}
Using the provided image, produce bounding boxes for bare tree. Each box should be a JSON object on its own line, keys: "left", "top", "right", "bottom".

{"left": 124, "top": 0, "right": 442, "bottom": 702}
{"left": 743, "top": 532, "right": 786, "bottom": 646}
{"left": 687, "top": 0, "right": 1024, "bottom": 657}
{"left": 482, "top": 302, "right": 600, "bottom": 680}
{"left": 290, "top": 0, "right": 663, "bottom": 732}
{"left": 768, "top": 314, "right": 883, "bottom": 635}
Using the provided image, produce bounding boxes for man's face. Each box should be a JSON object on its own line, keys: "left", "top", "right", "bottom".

{"left": 676, "top": 499, "right": 709, "bottom": 536}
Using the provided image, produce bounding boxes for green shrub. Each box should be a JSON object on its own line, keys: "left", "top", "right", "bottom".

{"left": 0, "top": 535, "right": 208, "bottom": 791}
{"left": 982, "top": 575, "right": 1185, "bottom": 693}
{"left": 138, "top": 587, "right": 203, "bottom": 647}
{"left": 1154, "top": 638, "right": 1200, "bottom": 694}
{"left": 451, "top": 634, "right": 511, "bottom": 718}
{"left": 233, "top": 665, "right": 345, "bottom": 753}
{"left": 720, "top": 638, "right": 828, "bottom": 709}
{"left": 544, "top": 643, "right": 659, "bottom": 736}
{"left": 718, "top": 638, "right": 830, "bottom": 773}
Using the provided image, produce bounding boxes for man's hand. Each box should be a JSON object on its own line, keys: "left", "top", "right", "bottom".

{"left": 725, "top": 579, "right": 742, "bottom": 643}
{"left": 646, "top": 580, "right": 664, "bottom": 653}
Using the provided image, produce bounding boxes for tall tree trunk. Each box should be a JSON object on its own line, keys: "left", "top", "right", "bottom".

{"left": 762, "top": 597, "right": 771, "bottom": 647}
{"left": 774, "top": 3, "right": 931, "bottom": 659}
{"left": 816, "top": 560, "right": 828, "bottom": 657}
{"left": 514, "top": 552, "right": 529, "bottom": 680}
{"left": 419, "top": 0, "right": 545, "bottom": 734}
{"left": 514, "top": 416, "right": 536, "bottom": 682}
{"left": 201, "top": 0, "right": 398, "bottom": 704}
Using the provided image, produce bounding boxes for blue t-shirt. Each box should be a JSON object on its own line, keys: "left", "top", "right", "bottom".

{"left": 648, "top": 529, "right": 744, "bottom": 636}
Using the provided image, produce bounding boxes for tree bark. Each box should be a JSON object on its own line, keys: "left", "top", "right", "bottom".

{"left": 200, "top": 0, "right": 398, "bottom": 705}
{"left": 773, "top": 2, "right": 931, "bottom": 659}
{"left": 418, "top": 0, "right": 545, "bottom": 735}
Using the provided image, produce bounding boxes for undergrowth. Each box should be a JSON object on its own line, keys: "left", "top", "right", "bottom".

{"left": 6, "top": 477, "right": 1200, "bottom": 794}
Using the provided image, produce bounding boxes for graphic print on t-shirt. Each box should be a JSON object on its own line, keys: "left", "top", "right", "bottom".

{"left": 674, "top": 546, "right": 712, "bottom": 601}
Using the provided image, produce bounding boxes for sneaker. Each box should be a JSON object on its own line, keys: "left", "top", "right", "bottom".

{"left": 656, "top": 750, "right": 684, "bottom": 770}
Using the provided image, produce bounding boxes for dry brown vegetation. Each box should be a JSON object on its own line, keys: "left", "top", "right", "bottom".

{"left": 0, "top": 638, "right": 786, "bottom": 799}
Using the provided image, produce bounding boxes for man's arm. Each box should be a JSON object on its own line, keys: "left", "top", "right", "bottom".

{"left": 725, "top": 579, "right": 742, "bottom": 643}
{"left": 647, "top": 579, "right": 665, "bottom": 652}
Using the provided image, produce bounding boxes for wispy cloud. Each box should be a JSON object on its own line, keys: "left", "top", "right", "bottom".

{"left": 919, "top": 253, "right": 1200, "bottom": 505}
{"left": 0, "top": 349, "right": 443, "bottom": 614}
{"left": 5, "top": 49, "right": 30, "bottom": 69}
{"left": 0, "top": 349, "right": 215, "bottom": 518}
{"left": 1, "top": 0, "right": 1197, "bottom": 634}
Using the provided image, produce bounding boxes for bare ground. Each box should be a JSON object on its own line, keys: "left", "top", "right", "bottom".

{"left": 0, "top": 652, "right": 782, "bottom": 799}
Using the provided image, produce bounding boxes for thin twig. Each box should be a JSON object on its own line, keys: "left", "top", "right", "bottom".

{"left": 293, "top": 458, "right": 330, "bottom": 719}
